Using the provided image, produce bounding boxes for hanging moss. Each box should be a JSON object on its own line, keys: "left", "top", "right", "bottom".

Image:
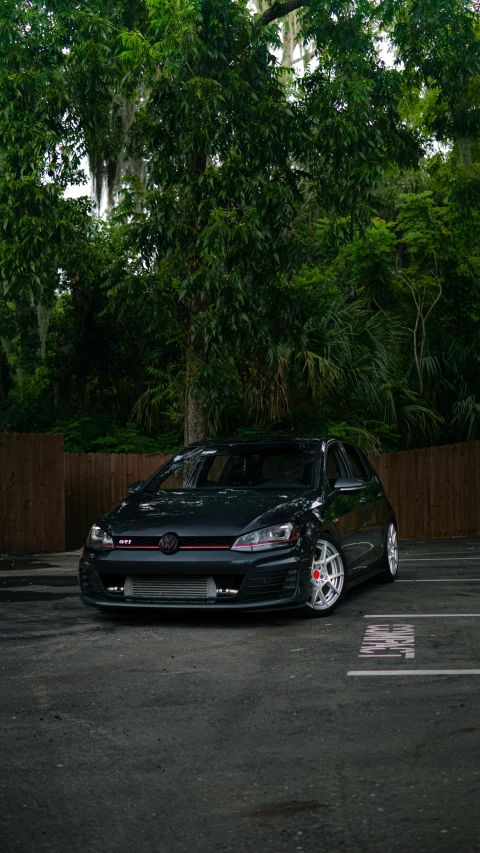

{"left": 36, "top": 303, "right": 54, "bottom": 362}
{"left": 88, "top": 95, "right": 143, "bottom": 211}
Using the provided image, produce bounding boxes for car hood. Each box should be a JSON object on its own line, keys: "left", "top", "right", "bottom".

{"left": 102, "top": 488, "right": 317, "bottom": 537}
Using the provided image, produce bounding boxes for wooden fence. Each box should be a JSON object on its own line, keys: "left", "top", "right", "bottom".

{"left": 370, "top": 443, "right": 480, "bottom": 541}
{"left": 0, "top": 433, "right": 65, "bottom": 554}
{"left": 65, "top": 452, "right": 170, "bottom": 550}
{"left": 2, "top": 432, "right": 480, "bottom": 553}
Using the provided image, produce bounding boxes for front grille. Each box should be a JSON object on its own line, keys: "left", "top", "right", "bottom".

{"left": 126, "top": 575, "right": 217, "bottom": 601}
{"left": 245, "top": 569, "right": 298, "bottom": 601}
{"left": 114, "top": 536, "right": 234, "bottom": 550}
{"left": 180, "top": 536, "right": 234, "bottom": 548}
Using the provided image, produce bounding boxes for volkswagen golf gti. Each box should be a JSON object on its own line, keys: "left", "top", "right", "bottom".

{"left": 79, "top": 437, "right": 398, "bottom": 617}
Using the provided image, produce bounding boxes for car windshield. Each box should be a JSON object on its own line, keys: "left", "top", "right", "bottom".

{"left": 146, "top": 443, "right": 317, "bottom": 491}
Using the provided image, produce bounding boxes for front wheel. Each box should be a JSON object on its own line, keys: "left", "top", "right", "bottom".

{"left": 376, "top": 521, "right": 399, "bottom": 583}
{"left": 303, "top": 536, "right": 347, "bottom": 618}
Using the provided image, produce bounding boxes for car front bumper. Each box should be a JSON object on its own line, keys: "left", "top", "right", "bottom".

{"left": 78, "top": 545, "right": 311, "bottom": 611}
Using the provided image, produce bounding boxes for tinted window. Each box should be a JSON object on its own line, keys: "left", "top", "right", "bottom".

{"left": 342, "top": 443, "right": 369, "bottom": 481}
{"left": 147, "top": 444, "right": 316, "bottom": 491}
{"left": 358, "top": 448, "right": 379, "bottom": 482}
{"left": 153, "top": 451, "right": 200, "bottom": 489}
{"left": 325, "top": 445, "right": 345, "bottom": 490}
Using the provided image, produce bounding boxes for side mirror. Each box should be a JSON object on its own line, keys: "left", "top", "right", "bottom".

{"left": 127, "top": 480, "right": 145, "bottom": 495}
{"left": 333, "top": 477, "right": 365, "bottom": 493}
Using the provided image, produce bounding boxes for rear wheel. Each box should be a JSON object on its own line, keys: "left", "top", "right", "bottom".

{"left": 303, "top": 536, "right": 347, "bottom": 618}
{"left": 376, "top": 521, "right": 399, "bottom": 583}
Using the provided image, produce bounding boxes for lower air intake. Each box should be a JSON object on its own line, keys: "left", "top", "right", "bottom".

{"left": 125, "top": 576, "right": 216, "bottom": 600}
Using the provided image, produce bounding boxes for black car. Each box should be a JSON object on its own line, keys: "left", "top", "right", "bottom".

{"left": 79, "top": 437, "right": 398, "bottom": 617}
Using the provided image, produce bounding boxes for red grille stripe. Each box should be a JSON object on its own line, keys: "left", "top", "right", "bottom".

{"left": 179, "top": 546, "right": 230, "bottom": 550}
{"left": 115, "top": 545, "right": 158, "bottom": 549}
{"left": 115, "top": 544, "right": 231, "bottom": 550}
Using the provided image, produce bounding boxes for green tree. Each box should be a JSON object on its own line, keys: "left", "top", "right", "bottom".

{"left": 2, "top": 0, "right": 480, "bottom": 452}
{"left": 116, "top": 0, "right": 427, "bottom": 442}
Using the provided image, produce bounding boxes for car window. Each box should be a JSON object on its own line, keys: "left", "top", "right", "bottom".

{"left": 147, "top": 444, "right": 316, "bottom": 491}
{"left": 204, "top": 453, "right": 230, "bottom": 485}
{"left": 324, "top": 444, "right": 345, "bottom": 491}
{"left": 342, "top": 443, "right": 369, "bottom": 481}
{"left": 154, "top": 453, "right": 201, "bottom": 489}
{"left": 358, "top": 448, "right": 379, "bottom": 482}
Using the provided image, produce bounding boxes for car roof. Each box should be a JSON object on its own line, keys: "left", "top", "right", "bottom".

{"left": 187, "top": 436, "right": 345, "bottom": 447}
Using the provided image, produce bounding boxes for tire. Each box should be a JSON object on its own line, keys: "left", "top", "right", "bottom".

{"left": 376, "top": 521, "right": 399, "bottom": 583}
{"left": 302, "top": 534, "right": 348, "bottom": 618}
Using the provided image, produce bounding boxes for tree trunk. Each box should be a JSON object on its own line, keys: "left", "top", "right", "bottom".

{"left": 184, "top": 346, "right": 208, "bottom": 446}
{"left": 281, "top": 13, "right": 297, "bottom": 67}
{"left": 0, "top": 350, "right": 5, "bottom": 400}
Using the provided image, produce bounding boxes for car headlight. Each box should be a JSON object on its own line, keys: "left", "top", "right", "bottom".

{"left": 232, "top": 522, "right": 299, "bottom": 552}
{"left": 86, "top": 524, "right": 114, "bottom": 550}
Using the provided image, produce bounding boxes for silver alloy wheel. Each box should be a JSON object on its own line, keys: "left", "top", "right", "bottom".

{"left": 306, "top": 539, "right": 345, "bottom": 611}
{"left": 387, "top": 523, "right": 399, "bottom": 576}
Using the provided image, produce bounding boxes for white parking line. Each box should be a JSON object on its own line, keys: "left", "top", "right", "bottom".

{"left": 401, "top": 558, "right": 480, "bottom": 562}
{"left": 348, "top": 670, "right": 480, "bottom": 676}
{"left": 364, "top": 614, "right": 480, "bottom": 618}
{"left": 397, "top": 579, "right": 480, "bottom": 582}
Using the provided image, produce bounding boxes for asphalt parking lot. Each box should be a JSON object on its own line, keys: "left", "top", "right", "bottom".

{"left": 1, "top": 539, "right": 480, "bottom": 853}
